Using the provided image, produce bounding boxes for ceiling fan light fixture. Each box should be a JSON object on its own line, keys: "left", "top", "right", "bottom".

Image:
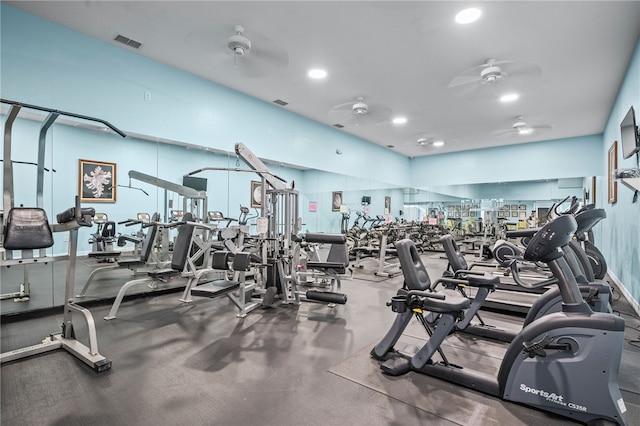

{"left": 352, "top": 101, "right": 368, "bottom": 115}
{"left": 455, "top": 8, "right": 482, "bottom": 24}
{"left": 518, "top": 127, "right": 533, "bottom": 135}
{"left": 228, "top": 25, "right": 251, "bottom": 56}
{"left": 228, "top": 34, "right": 251, "bottom": 56}
{"left": 481, "top": 65, "right": 502, "bottom": 83}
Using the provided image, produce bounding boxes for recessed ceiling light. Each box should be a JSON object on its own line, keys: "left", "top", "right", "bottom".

{"left": 392, "top": 116, "right": 407, "bottom": 125}
{"left": 308, "top": 69, "right": 327, "bottom": 79}
{"left": 432, "top": 140, "right": 445, "bottom": 147}
{"left": 519, "top": 128, "right": 533, "bottom": 135}
{"left": 455, "top": 8, "right": 482, "bottom": 24}
{"left": 500, "top": 93, "right": 519, "bottom": 102}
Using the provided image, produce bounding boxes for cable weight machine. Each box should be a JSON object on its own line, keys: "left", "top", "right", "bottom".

{"left": 234, "top": 143, "right": 346, "bottom": 307}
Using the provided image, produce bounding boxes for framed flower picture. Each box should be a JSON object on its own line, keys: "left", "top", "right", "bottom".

{"left": 79, "top": 159, "right": 116, "bottom": 203}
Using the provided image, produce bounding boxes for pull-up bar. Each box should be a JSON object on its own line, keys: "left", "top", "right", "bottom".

{"left": 1, "top": 98, "right": 127, "bottom": 137}
{"left": 2, "top": 98, "right": 126, "bottom": 214}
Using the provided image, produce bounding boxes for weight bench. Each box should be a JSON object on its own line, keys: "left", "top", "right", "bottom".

{"left": 297, "top": 233, "right": 349, "bottom": 305}
{"left": 183, "top": 251, "right": 261, "bottom": 317}
{"left": 76, "top": 223, "right": 159, "bottom": 298}
{"left": 87, "top": 213, "right": 121, "bottom": 262}
{"left": 1, "top": 200, "right": 112, "bottom": 372}
{"left": 104, "top": 220, "right": 196, "bottom": 320}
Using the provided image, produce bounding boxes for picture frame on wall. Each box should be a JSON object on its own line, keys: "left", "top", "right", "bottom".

{"left": 79, "top": 159, "right": 116, "bottom": 203}
{"left": 519, "top": 204, "right": 526, "bottom": 210}
{"left": 332, "top": 191, "right": 343, "bottom": 212}
{"left": 608, "top": 141, "right": 617, "bottom": 204}
{"left": 250, "top": 180, "right": 262, "bottom": 208}
{"left": 384, "top": 196, "right": 391, "bottom": 214}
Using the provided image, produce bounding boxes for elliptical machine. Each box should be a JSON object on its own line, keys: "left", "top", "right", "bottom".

{"left": 371, "top": 215, "right": 627, "bottom": 425}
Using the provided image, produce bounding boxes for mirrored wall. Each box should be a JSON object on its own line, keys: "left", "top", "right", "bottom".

{"left": 1, "top": 109, "right": 588, "bottom": 315}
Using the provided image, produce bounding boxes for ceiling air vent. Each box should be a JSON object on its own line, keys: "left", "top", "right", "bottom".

{"left": 273, "top": 99, "right": 288, "bottom": 106}
{"left": 114, "top": 34, "right": 142, "bottom": 49}
{"left": 333, "top": 124, "right": 344, "bottom": 128}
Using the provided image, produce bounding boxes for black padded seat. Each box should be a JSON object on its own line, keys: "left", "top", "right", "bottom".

{"left": 3, "top": 207, "right": 54, "bottom": 250}
{"left": 190, "top": 252, "right": 251, "bottom": 299}
{"left": 439, "top": 234, "right": 470, "bottom": 272}
{"left": 303, "top": 233, "right": 349, "bottom": 274}
{"left": 146, "top": 221, "right": 195, "bottom": 279}
{"left": 440, "top": 234, "right": 498, "bottom": 290}
{"left": 395, "top": 239, "right": 471, "bottom": 314}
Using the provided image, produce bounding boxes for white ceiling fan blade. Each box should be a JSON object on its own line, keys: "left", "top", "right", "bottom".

{"left": 328, "top": 99, "right": 392, "bottom": 127}
{"left": 531, "top": 124, "right": 552, "bottom": 131}
{"left": 219, "top": 27, "right": 288, "bottom": 78}
{"left": 500, "top": 61, "right": 542, "bottom": 79}
{"left": 447, "top": 75, "right": 483, "bottom": 88}
{"left": 490, "top": 128, "right": 517, "bottom": 137}
{"left": 329, "top": 101, "right": 359, "bottom": 113}
{"left": 491, "top": 123, "right": 552, "bottom": 137}
{"left": 449, "top": 59, "right": 542, "bottom": 96}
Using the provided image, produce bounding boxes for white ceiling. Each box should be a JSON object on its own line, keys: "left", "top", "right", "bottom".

{"left": 7, "top": 1, "right": 640, "bottom": 158}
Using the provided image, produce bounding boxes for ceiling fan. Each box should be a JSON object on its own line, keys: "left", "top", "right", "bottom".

{"left": 222, "top": 25, "right": 289, "bottom": 78}
{"left": 491, "top": 116, "right": 552, "bottom": 137}
{"left": 448, "top": 58, "right": 542, "bottom": 97}
{"left": 328, "top": 96, "right": 392, "bottom": 127}
{"left": 400, "top": 133, "right": 447, "bottom": 150}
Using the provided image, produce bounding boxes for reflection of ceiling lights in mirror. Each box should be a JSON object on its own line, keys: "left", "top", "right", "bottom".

{"left": 392, "top": 116, "right": 407, "bottom": 125}
{"left": 455, "top": 8, "right": 482, "bottom": 24}
{"left": 500, "top": 93, "right": 519, "bottom": 102}
{"left": 308, "top": 68, "right": 327, "bottom": 79}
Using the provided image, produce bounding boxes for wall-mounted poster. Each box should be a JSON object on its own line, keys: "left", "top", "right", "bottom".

{"left": 384, "top": 196, "right": 391, "bottom": 214}
{"left": 332, "top": 191, "right": 343, "bottom": 211}
{"left": 250, "top": 181, "right": 262, "bottom": 208}
{"left": 79, "top": 159, "right": 116, "bottom": 203}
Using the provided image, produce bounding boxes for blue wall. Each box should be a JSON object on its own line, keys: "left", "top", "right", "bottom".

{"left": 409, "top": 135, "right": 602, "bottom": 187}
{"left": 600, "top": 35, "right": 640, "bottom": 310}
{"left": 0, "top": 5, "right": 411, "bottom": 188}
